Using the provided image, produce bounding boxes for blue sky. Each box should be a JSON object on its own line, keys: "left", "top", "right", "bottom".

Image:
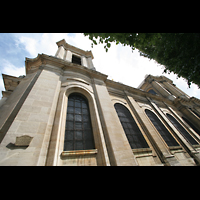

{"left": 0, "top": 33, "right": 200, "bottom": 99}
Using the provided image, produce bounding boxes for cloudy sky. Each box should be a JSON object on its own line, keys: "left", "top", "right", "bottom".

{"left": 0, "top": 33, "right": 200, "bottom": 99}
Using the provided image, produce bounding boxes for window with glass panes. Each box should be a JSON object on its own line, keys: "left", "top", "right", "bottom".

{"left": 114, "top": 103, "right": 149, "bottom": 149}
{"left": 64, "top": 93, "right": 95, "bottom": 151}
{"left": 166, "top": 113, "right": 198, "bottom": 145}
{"left": 145, "top": 109, "right": 179, "bottom": 147}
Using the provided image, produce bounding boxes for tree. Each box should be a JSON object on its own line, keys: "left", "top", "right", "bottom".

{"left": 83, "top": 33, "right": 200, "bottom": 88}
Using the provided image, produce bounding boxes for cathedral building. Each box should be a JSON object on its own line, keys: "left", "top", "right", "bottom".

{"left": 0, "top": 39, "right": 200, "bottom": 166}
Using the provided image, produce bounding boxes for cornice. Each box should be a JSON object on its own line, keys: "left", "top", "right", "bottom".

{"left": 190, "top": 97, "right": 200, "bottom": 105}
{"left": 105, "top": 79, "right": 173, "bottom": 105}
{"left": 141, "top": 74, "right": 173, "bottom": 85}
{"left": 25, "top": 53, "right": 107, "bottom": 81}
{"left": 2, "top": 74, "right": 23, "bottom": 92}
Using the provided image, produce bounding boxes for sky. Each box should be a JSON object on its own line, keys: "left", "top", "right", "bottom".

{"left": 0, "top": 33, "right": 200, "bottom": 99}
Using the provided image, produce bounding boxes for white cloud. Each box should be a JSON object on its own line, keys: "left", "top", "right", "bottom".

{"left": 15, "top": 33, "right": 90, "bottom": 58}
{"left": 1, "top": 59, "right": 25, "bottom": 76}
{"left": 1, "top": 33, "right": 199, "bottom": 100}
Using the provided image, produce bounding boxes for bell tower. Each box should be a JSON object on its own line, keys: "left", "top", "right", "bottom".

{"left": 138, "top": 74, "right": 190, "bottom": 100}
{"left": 55, "top": 39, "right": 96, "bottom": 70}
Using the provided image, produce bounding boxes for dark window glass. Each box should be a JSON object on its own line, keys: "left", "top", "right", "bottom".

{"left": 145, "top": 109, "right": 179, "bottom": 147}
{"left": 189, "top": 108, "right": 200, "bottom": 119}
{"left": 72, "top": 55, "right": 81, "bottom": 65}
{"left": 166, "top": 114, "right": 198, "bottom": 145}
{"left": 64, "top": 93, "right": 95, "bottom": 151}
{"left": 182, "top": 117, "right": 200, "bottom": 136}
{"left": 148, "top": 89, "right": 157, "bottom": 95}
{"left": 114, "top": 103, "right": 149, "bottom": 149}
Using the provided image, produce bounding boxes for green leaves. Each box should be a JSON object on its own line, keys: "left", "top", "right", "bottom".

{"left": 83, "top": 33, "right": 200, "bottom": 87}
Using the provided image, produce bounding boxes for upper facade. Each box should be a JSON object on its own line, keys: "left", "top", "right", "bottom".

{"left": 55, "top": 39, "right": 95, "bottom": 70}
{"left": 0, "top": 39, "right": 200, "bottom": 166}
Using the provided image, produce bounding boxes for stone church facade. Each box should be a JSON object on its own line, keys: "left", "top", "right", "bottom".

{"left": 1, "top": 39, "right": 200, "bottom": 166}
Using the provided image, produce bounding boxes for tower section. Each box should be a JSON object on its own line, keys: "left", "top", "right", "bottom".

{"left": 138, "top": 75, "right": 189, "bottom": 100}
{"left": 55, "top": 39, "right": 95, "bottom": 70}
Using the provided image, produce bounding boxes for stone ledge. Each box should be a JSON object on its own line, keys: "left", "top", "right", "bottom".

{"left": 132, "top": 148, "right": 155, "bottom": 158}
{"left": 61, "top": 149, "right": 98, "bottom": 157}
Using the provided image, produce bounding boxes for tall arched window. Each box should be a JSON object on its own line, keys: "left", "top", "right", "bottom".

{"left": 166, "top": 114, "right": 198, "bottom": 145}
{"left": 145, "top": 109, "right": 179, "bottom": 147}
{"left": 182, "top": 117, "right": 200, "bottom": 136}
{"left": 189, "top": 108, "right": 200, "bottom": 119}
{"left": 64, "top": 93, "right": 95, "bottom": 151}
{"left": 114, "top": 103, "right": 149, "bottom": 149}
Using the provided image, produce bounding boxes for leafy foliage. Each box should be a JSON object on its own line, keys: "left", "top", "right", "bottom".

{"left": 84, "top": 33, "right": 200, "bottom": 88}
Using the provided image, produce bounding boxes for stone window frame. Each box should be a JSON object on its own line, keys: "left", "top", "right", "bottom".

{"left": 166, "top": 113, "right": 199, "bottom": 146}
{"left": 63, "top": 92, "right": 95, "bottom": 151}
{"left": 49, "top": 84, "right": 109, "bottom": 166}
{"left": 111, "top": 99, "right": 153, "bottom": 152}
{"left": 60, "top": 87, "right": 98, "bottom": 153}
{"left": 114, "top": 102, "right": 150, "bottom": 149}
{"left": 72, "top": 54, "right": 82, "bottom": 65}
{"left": 144, "top": 109, "right": 180, "bottom": 147}
{"left": 161, "top": 107, "right": 200, "bottom": 149}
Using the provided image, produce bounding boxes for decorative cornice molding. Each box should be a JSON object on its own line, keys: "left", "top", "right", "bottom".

{"left": 25, "top": 53, "right": 107, "bottom": 81}
{"left": 105, "top": 79, "right": 173, "bottom": 105}
{"left": 2, "top": 74, "right": 23, "bottom": 92}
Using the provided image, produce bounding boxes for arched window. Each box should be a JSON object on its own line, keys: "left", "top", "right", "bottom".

{"left": 182, "top": 117, "right": 200, "bottom": 136}
{"left": 166, "top": 114, "right": 198, "bottom": 145}
{"left": 114, "top": 103, "right": 149, "bottom": 149}
{"left": 64, "top": 93, "right": 95, "bottom": 151}
{"left": 145, "top": 109, "right": 179, "bottom": 147}
{"left": 189, "top": 108, "right": 200, "bottom": 119}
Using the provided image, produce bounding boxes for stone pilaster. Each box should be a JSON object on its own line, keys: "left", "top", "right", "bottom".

{"left": 162, "top": 81, "right": 189, "bottom": 99}
{"left": 87, "top": 56, "right": 95, "bottom": 70}
{"left": 55, "top": 45, "right": 65, "bottom": 59}
{"left": 92, "top": 79, "right": 138, "bottom": 166}
{"left": 65, "top": 50, "right": 72, "bottom": 62}
{"left": 151, "top": 80, "right": 175, "bottom": 100}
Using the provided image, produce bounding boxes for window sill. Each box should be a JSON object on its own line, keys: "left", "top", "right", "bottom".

{"left": 132, "top": 148, "right": 155, "bottom": 158}
{"left": 61, "top": 149, "right": 98, "bottom": 157}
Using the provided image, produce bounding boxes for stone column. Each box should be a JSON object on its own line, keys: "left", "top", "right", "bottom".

{"left": 81, "top": 56, "right": 88, "bottom": 68}
{"left": 0, "top": 67, "right": 61, "bottom": 166}
{"left": 92, "top": 79, "right": 138, "bottom": 166}
{"left": 151, "top": 80, "right": 175, "bottom": 100}
{"left": 65, "top": 50, "right": 72, "bottom": 62}
{"left": 55, "top": 45, "right": 65, "bottom": 59}
{"left": 162, "top": 81, "right": 189, "bottom": 98}
{"left": 87, "top": 56, "right": 95, "bottom": 70}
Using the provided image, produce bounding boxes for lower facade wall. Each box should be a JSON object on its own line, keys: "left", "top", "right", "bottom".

{"left": 1, "top": 66, "right": 200, "bottom": 166}
{"left": 60, "top": 155, "right": 97, "bottom": 166}
{"left": 59, "top": 150, "right": 98, "bottom": 166}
